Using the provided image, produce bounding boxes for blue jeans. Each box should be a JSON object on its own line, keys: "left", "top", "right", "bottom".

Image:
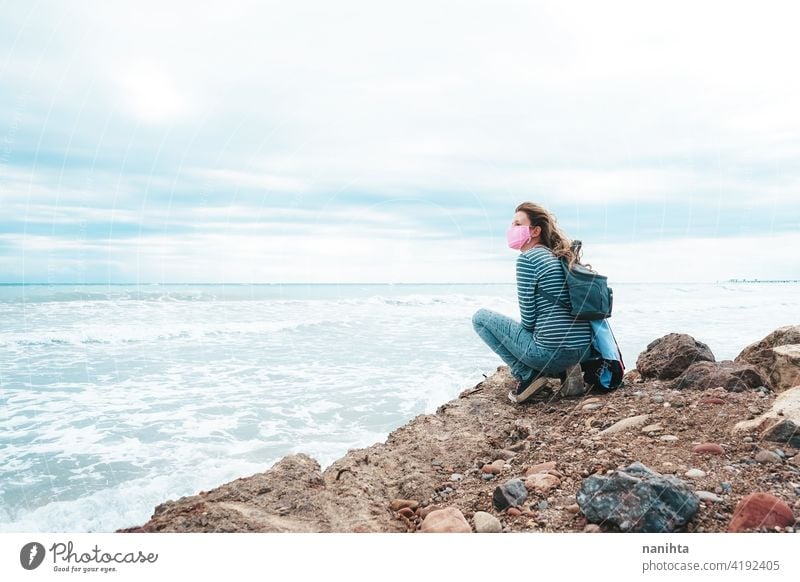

{"left": 471, "top": 308, "right": 594, "bottom": 383}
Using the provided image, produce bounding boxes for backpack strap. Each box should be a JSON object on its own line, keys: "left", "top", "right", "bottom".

{"left": 533, "top": 260, "right": 571, "bottom": 311}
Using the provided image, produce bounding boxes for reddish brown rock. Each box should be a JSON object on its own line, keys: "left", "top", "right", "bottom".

{"left": 700, "top": 397, "right": 726, "bottom": 405}
{"left": 525, "top": 461, "right": 557, "bottom": 476}
{"left": 420, "top": 507, "right": 472, "bottom": 533}
{"left": 692, "top": 443, "right": 725, "bottom": 455}
{"left": 507, "top": 507, "right": 522, "bottom": 517}
{"left": 728, "top": 493, "right": 795, "bottom": 532}
{"left": 398, "top": 507, "right": 415, "bottom": 519}
{"left": 390, "top": 499, "right": 419, "bottom": 512}
{"left": 525, "top": 473, "right": 561, "bottom": 494}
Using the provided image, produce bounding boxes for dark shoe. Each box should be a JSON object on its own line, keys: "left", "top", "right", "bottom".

{"left": 508, "top": 373, "right": 549, "bottom": 404}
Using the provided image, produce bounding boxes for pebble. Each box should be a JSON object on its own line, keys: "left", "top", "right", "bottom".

{"left": 641, "top": 423, "right": 663, "bottom": 433}
{"left": 525, "top": 461, "right": 557, "bottom": 475}
{"left": 507, "top": 507, "right": 522, "bottom": 517}
{"left": 482, "top": 463, "right": 501, "bottom": 475}
{"left": 692, "top": 443, "right": 725, "bottom": 455}
{"left": 582, "top": 403, "right": 603, "bottom": 412}
{"left": 728, "top": 493, "right": 795, "bottom": 533}
{"left": 581, "top": 439, "right": 593, "bottom": 447}
{"left": 699, "top": 397, "right": 726, "bottom": 405}
{"left": 482, "top": 474, "right": 495, "bottom": 481}
{"left": 660, "top": 435, "right": 679, "bottom": 442}
{"left": 537, "top": 500, "right": 549, "bottom": 511}
{"left": 695, "top": 491, "right": 723, "bottom": 503}
{"left": 685, "top": 469, "right": 706, "bottom": 479}
{"left": 566, "top": 504, "right": 581, "bottom": 514}
{"left": 420, "top": 507, "right": 472, "bottom": 533}
{"left": 584, "top": 524, "right": 602, "bottom": 533}
{"left": 652, "top": 395, "right": 664, "bottom": 403}
{"left": 743, "top": 436, "right": 753, "bottom": 443}
{"left": 755, "top": 450, "right": 782, "bottom": 464}
{"left": 599, "top": 414, "right": 650, "bottom": 435}
{"left": 774, "top": 449, "right": 786, "bottom": 459}
{"left": 494, "top": 449, "right": 518, "bottom": 460}
{"left": 493, "top": 478, "right": 528, "bottom": 511}
{"left": 398, "top": 507, "right": 416, "bottom": 518}
{"left": 450, "top": 473, "right": 463, "bottom": 482}
{"left": 525, "top": 473, "right": 561, "bottom": 494}
{"left": 473, "top": 511, "right": 502, "bottom": 533}
{"left": 720, "top": 482, "right": 732, "bottom": 493}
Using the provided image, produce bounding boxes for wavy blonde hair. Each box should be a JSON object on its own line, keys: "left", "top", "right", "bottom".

{"left": 515, "top": 202, "right": 585, "bottom": 268}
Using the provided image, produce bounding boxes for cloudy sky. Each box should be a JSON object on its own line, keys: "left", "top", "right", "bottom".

{"left": 1, "top": 0, "right": 799, "bottom": 284}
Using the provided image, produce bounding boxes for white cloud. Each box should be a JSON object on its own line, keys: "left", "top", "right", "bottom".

{"left": 115, "top": 62, "right": 190, "bottom": 123}
{"left": 587, "top": 232, "right": 800, "bottom": 283}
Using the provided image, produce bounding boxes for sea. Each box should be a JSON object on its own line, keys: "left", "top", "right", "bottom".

{"left": 1, "top": 282, "right": 798, "bottom": 532}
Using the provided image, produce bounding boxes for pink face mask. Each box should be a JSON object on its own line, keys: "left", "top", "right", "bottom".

{"left": 507, "top": 225, "right": 531, "bottom": 250}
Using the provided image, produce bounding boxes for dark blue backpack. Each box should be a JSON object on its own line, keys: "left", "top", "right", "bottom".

{"left": 534, "top": 240, "right": 613, "bottom": 321}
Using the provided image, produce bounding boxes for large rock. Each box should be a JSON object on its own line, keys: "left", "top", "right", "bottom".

{"left": 735, "top": 325, "right": 800, "bottom": 391}
{"left": 636, "top": 334, "right": 715, "bottom": 380}
{"left": 728, "top": 493, "right": 795, "bottom": 532}
{"left": 576, "top": 462, "right": 700, "bottom": 533}
{"left": 420, "top": 507, "right": 472, "bottom": 533}
{"left": 733, "top": 386, "right": 800, "bottom": 447}
{"left": 671, "top": 360, "right": 765, "bottom": 392}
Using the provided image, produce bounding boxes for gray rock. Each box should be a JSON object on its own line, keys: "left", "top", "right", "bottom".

{"left": 576, "top": 462, "right": 700, "bottom": 533}
{"left": 685, "top": 468, "right": 706, "bottom": 479}
{"left": 450, "top": 473, "right": 463, "bottom": 482}
{"left": 482, "top": 474, "right": 495, "bottom": 481}
{"left": 473, "top": 511, "right": 502, "bottom": 533}
{"left": 537, "top": 500, "right": 549, "bottom": 511}
{"left": 755, "top": 449, "right": 782, "bottom": 464}
{"left": 492, "top": 478, "right": 528, "bottom": 511}
{"left": 696, "top": 491, "right": 723, "bottom": 503}
{"left": 599, "top": 414, "right": 650, "bottom": 435}
{"left": 763, "top": 420, "right": 800, "bottom": 448}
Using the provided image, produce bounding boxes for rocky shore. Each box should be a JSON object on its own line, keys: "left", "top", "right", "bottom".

{"left": 118, "top": 325, "right": 800, "bottom": 534}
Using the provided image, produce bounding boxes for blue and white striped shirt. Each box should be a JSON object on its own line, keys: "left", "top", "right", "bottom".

{"left": 516, "top": 246, "right": 593, "bottom": 349}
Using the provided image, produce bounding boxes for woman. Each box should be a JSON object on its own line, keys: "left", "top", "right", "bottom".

{"left": 472, "top": 202, "right": 595, "bottom": 404}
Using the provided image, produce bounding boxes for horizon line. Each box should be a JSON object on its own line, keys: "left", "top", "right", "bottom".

{"left": 2, "top": 280, "right": 797, "bottom": 286}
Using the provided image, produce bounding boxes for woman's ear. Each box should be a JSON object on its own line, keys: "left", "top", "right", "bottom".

{"left": 531, "top": 225, "right": 542, "bottom": 238}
